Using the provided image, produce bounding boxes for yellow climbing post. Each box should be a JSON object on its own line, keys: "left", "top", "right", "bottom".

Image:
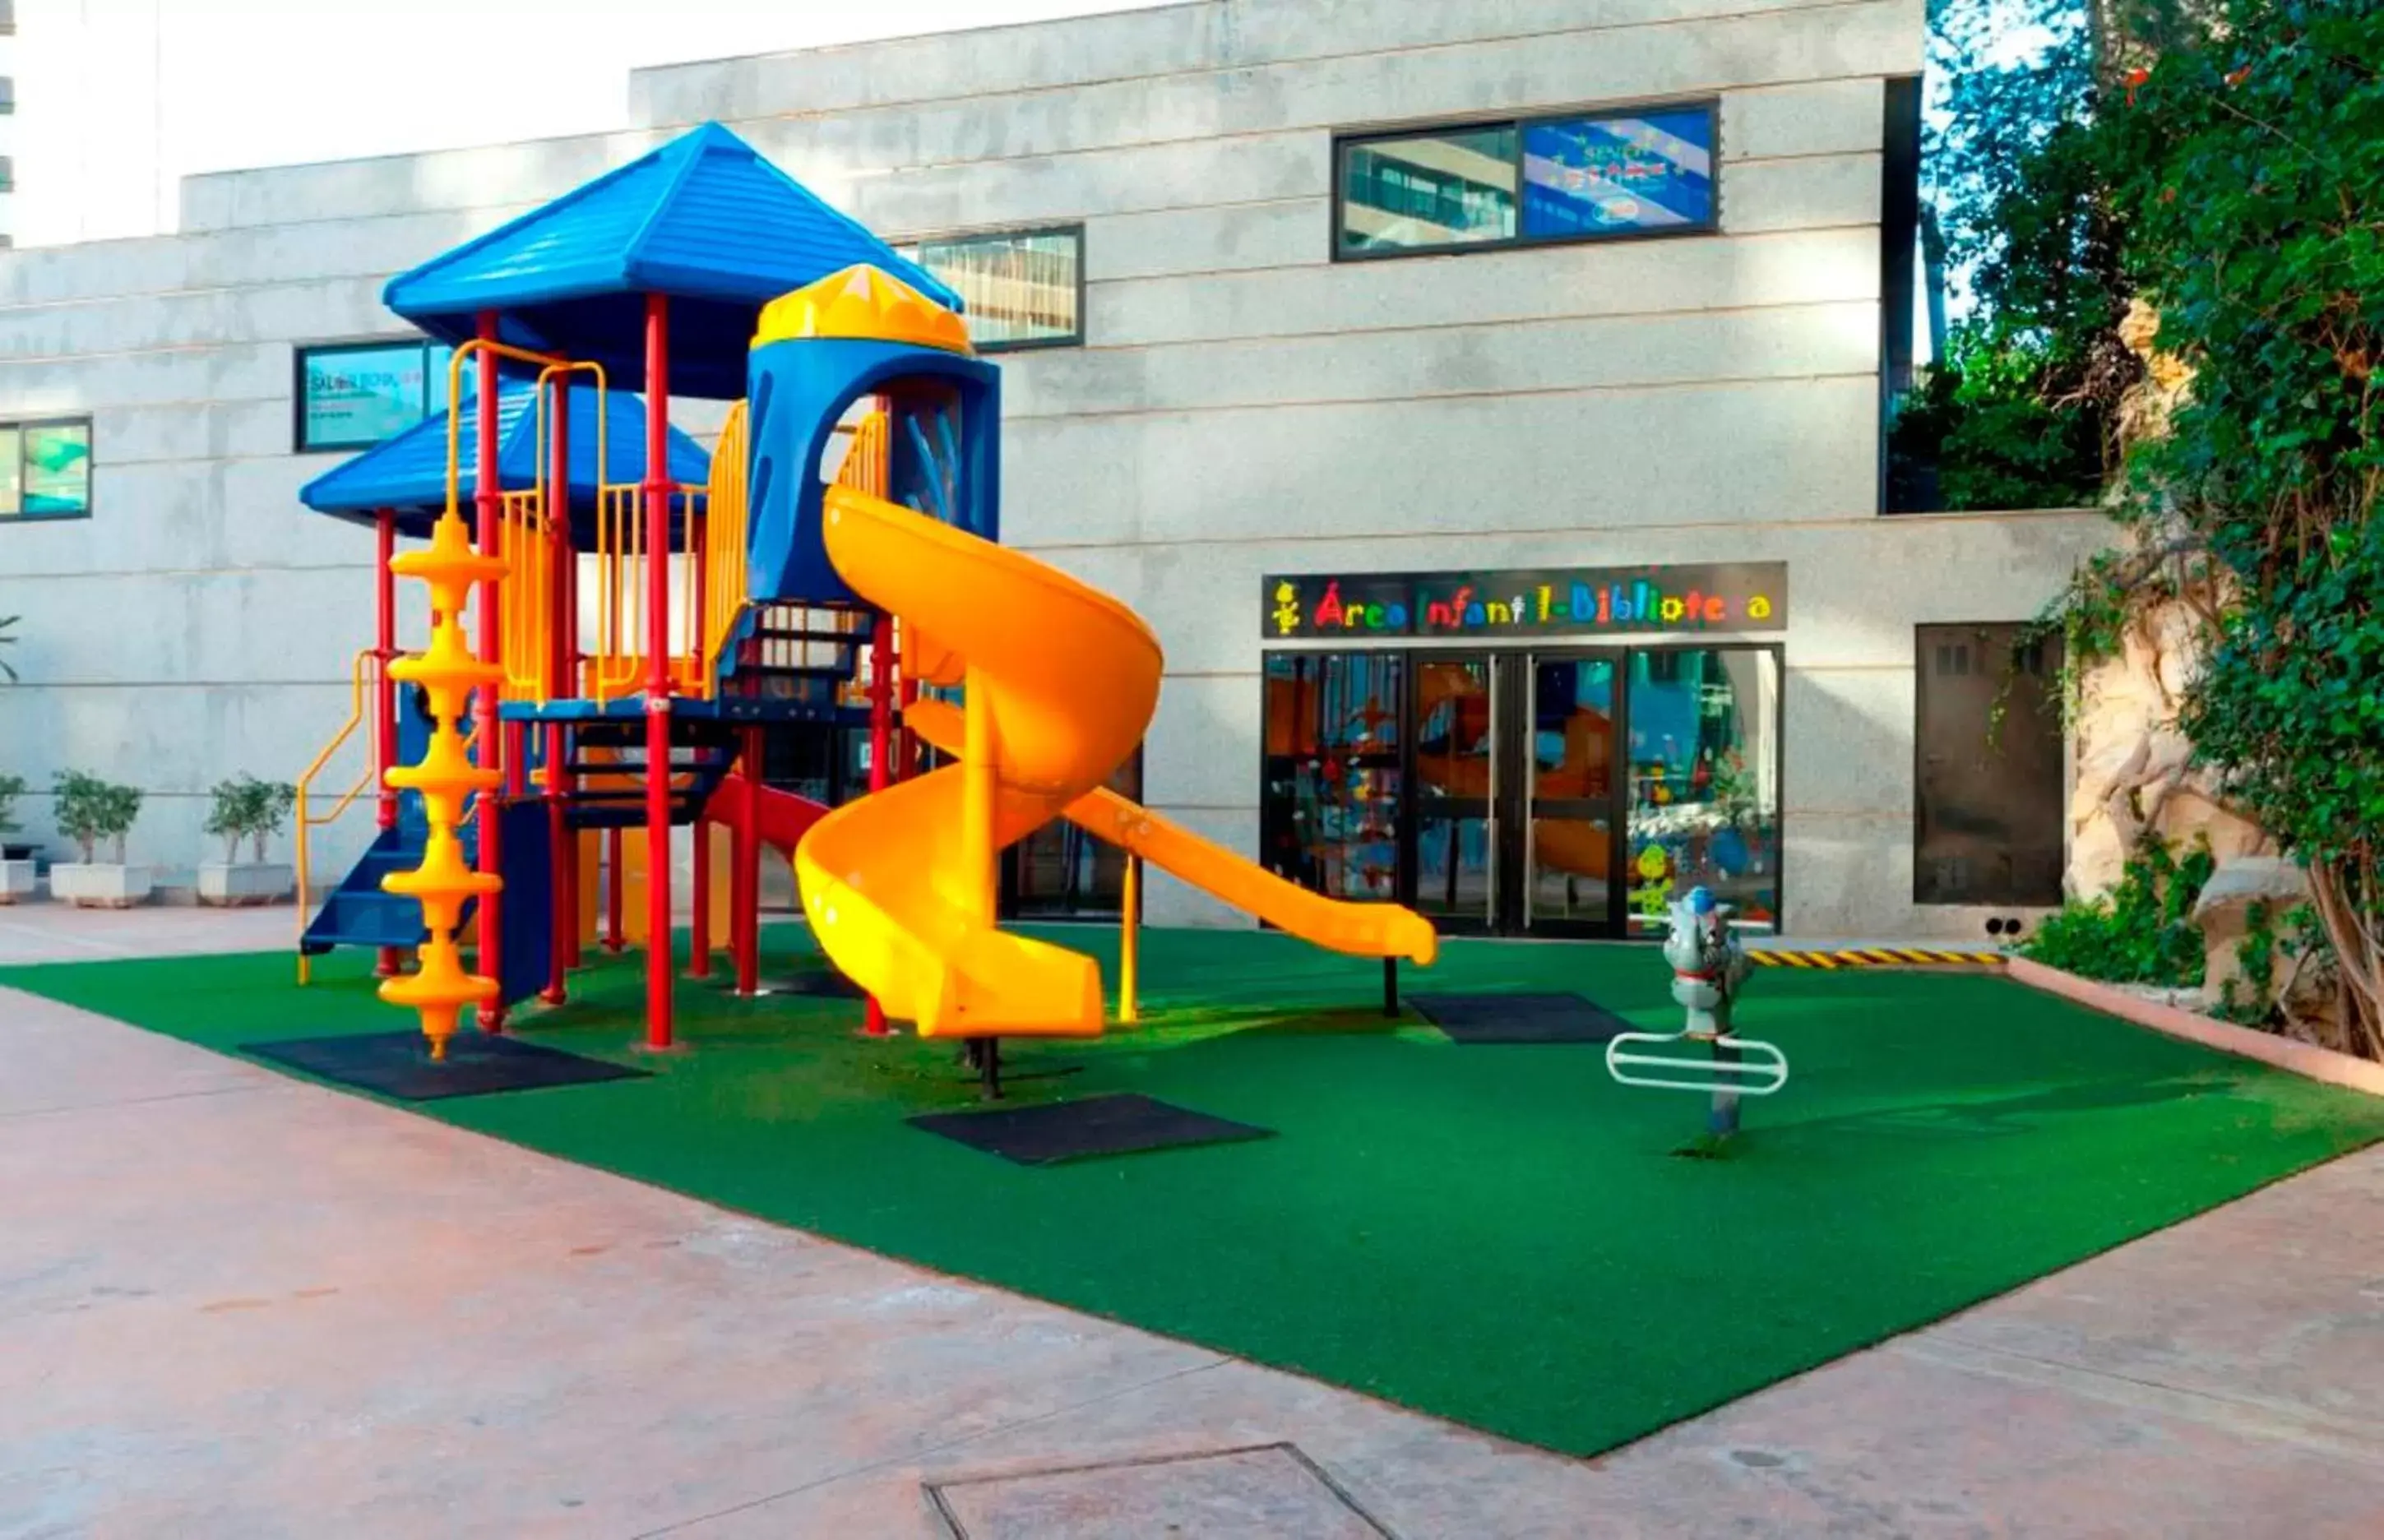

{"left": 377, "top": 511, "right": 507, "bottom": 1059}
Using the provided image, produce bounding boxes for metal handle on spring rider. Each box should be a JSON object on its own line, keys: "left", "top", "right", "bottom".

{"left": 1604, "top": 1031, "right": 1789, "bottom": 1096}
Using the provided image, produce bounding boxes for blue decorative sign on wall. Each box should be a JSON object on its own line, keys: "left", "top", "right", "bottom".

{"left": 1521, "top": 106, "right": 1717, "bottom": 240}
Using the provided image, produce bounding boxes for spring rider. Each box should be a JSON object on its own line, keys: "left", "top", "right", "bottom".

{"left": 1605, "top": 886, "right": 1789, "bottom": 1137}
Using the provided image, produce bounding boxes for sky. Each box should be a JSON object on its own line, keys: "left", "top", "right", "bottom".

{"left": 12, "top": 0, "right": 1178, "bottom": 247}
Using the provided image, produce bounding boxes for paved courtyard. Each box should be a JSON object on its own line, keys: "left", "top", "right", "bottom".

{"left": 5, "top": 904, "right": 2384, "bottom": 1538}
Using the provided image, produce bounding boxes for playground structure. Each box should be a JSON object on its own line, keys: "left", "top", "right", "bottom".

{"left": 1605, "top": 887, "right": 1789, "bottom": 1136}
{"left": 294, "top": 122, "right": 1437, "bottom": 1063}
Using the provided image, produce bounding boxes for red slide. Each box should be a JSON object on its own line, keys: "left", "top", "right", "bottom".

{"left": 704, "top": 775, "right": 832, "bottom": 856}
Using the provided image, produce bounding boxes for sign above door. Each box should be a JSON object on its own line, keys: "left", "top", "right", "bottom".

{"left": 1263, "top": 563, "right": 1788, "bottom": 641}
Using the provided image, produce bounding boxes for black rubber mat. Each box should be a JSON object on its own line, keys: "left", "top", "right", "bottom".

{"left": 910, "top": 1093, "right": 1275, "bottom": 1167}
{"left": 242, "top": 1030, "right": 650, "bottom": 1101}
{"left": 1407, "top": 992, "right": 1641, "bottom": 1044}
{"left": 765, "top": 969, "right": 868, "bottom": 999}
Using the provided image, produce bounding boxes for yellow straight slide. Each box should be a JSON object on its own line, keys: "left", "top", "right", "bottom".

{"left": 906, "top": 699, "right": 1435, "bottom": 966}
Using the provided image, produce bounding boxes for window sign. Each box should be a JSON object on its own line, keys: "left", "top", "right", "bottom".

{"left": 1264, "top": 564, "right": 1787, "bottom": 640}
{"left": 1, "top": 419, "right": 91, "bottom": 520}
{"left": 1522, "top": 108, "right": 1716, "bottom": 239}
{"left": 300, "top": 343, "right": 429, "bottom": 452}
{"left": 424, "top": 344, "right": 466, "bottom": 417}
{"left": 295, "top": 338, "right": 473, "bottom": 453}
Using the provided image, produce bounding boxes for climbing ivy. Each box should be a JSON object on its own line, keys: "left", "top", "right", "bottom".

{"left": 1958, "top": 0, "right": 2384, "bottom": 1056}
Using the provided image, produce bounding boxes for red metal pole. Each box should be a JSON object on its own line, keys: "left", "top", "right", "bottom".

{"left": 690, "top": 815, "right": 713, "bottom": 980}
{"left": 605, "top": 827, "right": 624, "bottom": 953}
{"left": 472, "top": 312, "right": 506, "bottom": 1033}
{"left": 862, "top": 613, "right": 893, "bottom": 1036}
{"left": 642, "top": 295, "right": 675, "bottom": 1049}
{"left": 897, "top": 617, "right": 919, "bottom": 780}
{"left": 544, "top": 376, "right": 572, "bottom": 1006}
{"left": 734, "top": 724, "right": 761, "bottom": 996}
{"left": 374, "top": 507, "right": 403, "bottom": 978}
{"left": 559, "top": 456, "right": 583, "bottom": 973}
{"left": 687, "top": 502, "right": 712, "bottom": 981}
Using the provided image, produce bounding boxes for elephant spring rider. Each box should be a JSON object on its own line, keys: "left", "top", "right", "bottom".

{"left": 1605, "top": 887, "right": 1789, "bottom": 1137}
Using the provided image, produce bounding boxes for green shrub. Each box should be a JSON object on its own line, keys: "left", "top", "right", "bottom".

{"left": 203, "top": 775, "right": 298, "bottom": 862}
{"left": 2018, "top": 836, "right": 2215, "bottom": 988}
{"left": 0, "top": 772, "right": 25, "bottom": 836}
{"left": 53, "top": 771, "right": 143, "bottom": 864}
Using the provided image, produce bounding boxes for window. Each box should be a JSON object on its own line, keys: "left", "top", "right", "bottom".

{"left": 294, "top": 338, "right": 464, "bottom": 453}
{"left": 1337, "top": 102, "right": 1719, "bottom": 259}
{"left": 1262, "top": 652, "right": 1405, "bottom": 904}
{"left": 1004, "top": 751, "right": 1145, "bottom": 920}
{"left": 1914, "top": 623, "right": 2067, "bottom": 905}
{"left": 1, "top": 419, "right": 93, "bottom": 520}
{"left": 895, "top": 226, "right": 1082, "bottom": 350}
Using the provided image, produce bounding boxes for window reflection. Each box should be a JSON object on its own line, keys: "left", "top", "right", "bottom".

{"left": 1263, "top": 652, "right": 1404, "bottom": 903}
{"left": 1623, "top": 649, "right": 1780, "bottom": 935}
{"left": 1338, "top": 127, "right": 1519, "bottom": 254}
{"left": 1007, "top": 752, "right": 1143, "bottom": 919}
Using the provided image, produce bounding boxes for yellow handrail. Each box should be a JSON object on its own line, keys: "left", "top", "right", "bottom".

{"left": 525, "top": 361, "right": 608, "bottom": 706}
{"left": 496, "top": 489, "right": 550, "bottom": 699}
{"left": 841, "top": 410, "right": 890, "bottom": 498}
{"left": 294, "top": 646, "right": 378, "bottom": 985}
{"left": 678, "top": 483, "right": 708, "bottom": 692}
{"left": 591, "top": 483, "right": 646, "bottom": 705}
{"left": 444, "top": 336, "right": 567, "bottom": 523}
{"left": 699, "top": 402, "right": 751, "bottom": 701}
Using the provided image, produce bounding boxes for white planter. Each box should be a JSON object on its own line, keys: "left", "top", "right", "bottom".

{"left": 50, "top": 863, "right": 156, "bottom": 909}
{"left": 197, "top": 861, "right": 294, "bottom": 907}
{"left": 0, "top": 859, "right": 38, "bottom": 905}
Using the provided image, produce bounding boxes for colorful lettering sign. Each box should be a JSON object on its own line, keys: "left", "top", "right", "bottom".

{"left": 1262, "top": 564, "right": 1788, "bottom": 640}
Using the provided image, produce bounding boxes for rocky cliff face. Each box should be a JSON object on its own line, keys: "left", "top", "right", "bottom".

{"left": 2066, "top": 598, "right": 2269, "bottom": 903}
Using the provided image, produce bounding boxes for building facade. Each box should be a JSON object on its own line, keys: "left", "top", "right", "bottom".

{"left": 0, "top": 0, "right": 2104, "bottom": 940}
{"left": 0, "top": 0, "right": 16, "bottom": 247}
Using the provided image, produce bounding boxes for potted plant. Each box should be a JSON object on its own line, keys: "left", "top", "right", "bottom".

{"left": 198, "top": 775, "right": 298, "bottom": 906}
{"left": 0, "top": 774, "right": 35, "bottom": 904}
{"left": 50, "top": 770, "right": 150, "bottom": 908}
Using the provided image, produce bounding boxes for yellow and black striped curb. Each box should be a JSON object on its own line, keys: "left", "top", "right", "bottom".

{"left": 1745, "top": 948, "right": 2007, "bottom": 970}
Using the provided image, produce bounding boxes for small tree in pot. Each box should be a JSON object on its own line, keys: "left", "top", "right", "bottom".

{"left": 0, "top": 774, "right": 35, "bottom": 904}
{"left": 51, "top": 770, "right": 151, "bottom": 908}
{"left": 198, "top": 775, "right": 299, "bottom": 906}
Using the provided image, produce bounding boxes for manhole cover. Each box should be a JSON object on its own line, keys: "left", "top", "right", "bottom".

{"left": 926, "top": 1442, "right": 1392, "bottom": 1539}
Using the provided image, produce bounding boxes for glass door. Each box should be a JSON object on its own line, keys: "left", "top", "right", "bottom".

{"left": 1261, "top": 652, "right": 1406, "bottom": 907}
{"left": 1409, "top": 654, "right": 1498, "bottom": 932}
{"left": 1518, "top": 654, "right": 1620, "bottom": 936}
{"left": 1622, "top": 647, "right": 1783, "bottom": 936}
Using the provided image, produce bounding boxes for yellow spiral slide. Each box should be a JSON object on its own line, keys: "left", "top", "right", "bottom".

{"left": 794, "top": 485, "right": 1437, "bottom": 1040}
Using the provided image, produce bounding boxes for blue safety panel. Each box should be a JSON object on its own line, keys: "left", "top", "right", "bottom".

{"left": 746, "top": 337, "right": 1002, "bottom": 606}
{"left": 493, "top": 800, "right": 553, "bottom": 1009}
{"left": 298, "top": 382, "right": 711, "bottom": 543}
{"left": 382, "top": 123, "right": 960, "bottom": 400}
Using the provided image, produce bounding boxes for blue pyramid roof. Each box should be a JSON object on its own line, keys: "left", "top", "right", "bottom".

{"left": 299, "top": 382, "right": 712, "bottom": 547}
{"left": 382, "top": 123, "right": 961, "bottom": 400}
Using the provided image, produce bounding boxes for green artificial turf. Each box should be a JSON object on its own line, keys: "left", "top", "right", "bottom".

{"left": 10, "top": 926, "right": 2384, "bottom": 1458}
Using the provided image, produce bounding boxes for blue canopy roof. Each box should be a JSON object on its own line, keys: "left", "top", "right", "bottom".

{"left": 299, "top": 382, "right": 712, "bottom": 545}
{"left": 382, "top": 123, "right": 961, "bottom": 400}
